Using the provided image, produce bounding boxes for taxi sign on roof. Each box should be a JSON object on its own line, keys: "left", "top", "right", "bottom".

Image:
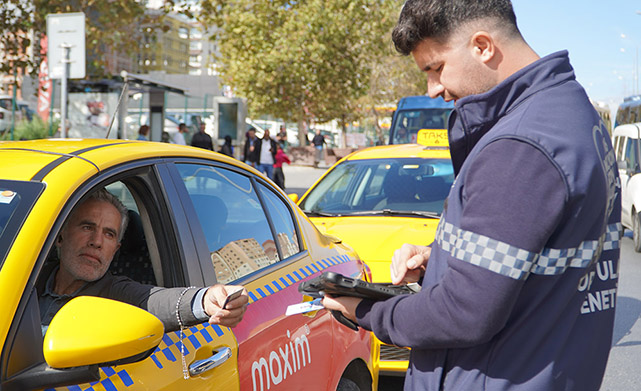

{"left": 417, "top": 128, "right": 449, "bottom": 148}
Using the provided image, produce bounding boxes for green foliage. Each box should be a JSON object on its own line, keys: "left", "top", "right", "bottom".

{"left": 199, "top": 0, "right": 403, "bottom": 127}
{"left": 0, "top": 0, "right": 150, "bottom": 80}
{"left": 0, "top": 116, "right": 59, "bottom": 141}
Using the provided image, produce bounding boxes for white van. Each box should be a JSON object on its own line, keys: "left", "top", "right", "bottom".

{"left": 613, "top": 123, "right": 641, "bottom": 251}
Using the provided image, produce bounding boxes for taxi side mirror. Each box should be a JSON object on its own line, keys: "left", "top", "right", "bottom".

{"left": 44, "top": 296, "right": 164, "bottom": 369}
{"left": 288, "top": 193, "right": 299, "bottom": 203}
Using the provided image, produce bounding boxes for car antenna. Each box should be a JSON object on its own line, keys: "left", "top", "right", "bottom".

{"left": 105, "top": 70, "right": 129, "bottom": 139}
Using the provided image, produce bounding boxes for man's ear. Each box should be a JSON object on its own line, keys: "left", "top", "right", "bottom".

{"left": 470, "top": 31, "right": 495, "bottom": 64}
{"left": 55, "top": 234, "right": 63, "bottom": 248}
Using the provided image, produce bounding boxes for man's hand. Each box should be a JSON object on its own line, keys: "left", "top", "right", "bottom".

{"left": 390, "top": 244, "right": 431, "bottom": 285}
{"left": 321, "top": 295, "right": 363, "bottom": 324}
{"left": 203, "top": 284, "right": 249, "bottom": 327}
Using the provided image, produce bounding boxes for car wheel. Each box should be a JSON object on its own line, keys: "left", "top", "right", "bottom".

{"left": 634, "top": 211, "right": 641, "bottom": 253}
{"left": 337, "top": 378, "right": 361, "bottom": 391}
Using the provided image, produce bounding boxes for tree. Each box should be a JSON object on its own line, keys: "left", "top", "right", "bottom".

{"left": 199, "top": 0, "right": 399, "bottom": 144}
{"left": 0, "top": 0, "right": 152, "bottom": 84}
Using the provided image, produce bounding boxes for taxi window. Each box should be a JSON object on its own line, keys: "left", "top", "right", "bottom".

{"left": 175, "top": 163, "right": 283, "bottom": 283}
{"left": 0, "top": 180, "right": 44, "bottom": 269}
{"left": 256, "top": 183, "right": 300, "bottom": 259}
{"left": 300, "top": 158, "right": 454, "bottom": 216}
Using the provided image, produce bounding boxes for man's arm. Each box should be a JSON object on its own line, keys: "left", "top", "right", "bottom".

{"left": 106, "top": 278, "right": 248, "bottom": 331}
{"left": 325, "top": 139, "right": 567, "bottom": 348}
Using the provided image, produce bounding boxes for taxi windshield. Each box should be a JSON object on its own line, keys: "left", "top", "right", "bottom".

{"left": 0, "top": 180, "right": 44, "bottom": 269}
{"left": 391, "top": 108, "right": 452, "bottom": 144}
{"left": 300, "top": 157, "right": 454, "bottom": 217}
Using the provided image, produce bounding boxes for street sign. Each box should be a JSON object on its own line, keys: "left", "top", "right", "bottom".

{"left": 46, "top": 12, "right": 86, "bottom": 79}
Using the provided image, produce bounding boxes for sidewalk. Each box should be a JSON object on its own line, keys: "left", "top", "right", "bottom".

{"left": 282, "top": 164, "right": 328, "bottom": 197}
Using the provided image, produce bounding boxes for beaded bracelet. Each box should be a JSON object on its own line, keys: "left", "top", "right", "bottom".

{"left": 176, "top": 286, "right": 197, "bottom": 379}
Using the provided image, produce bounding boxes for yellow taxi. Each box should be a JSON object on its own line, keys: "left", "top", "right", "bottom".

{"left": 293, "top": 129, "right": 453, "bottom": 376}
{"left": 0, "top": 139, "right": 377, "bottom": 391}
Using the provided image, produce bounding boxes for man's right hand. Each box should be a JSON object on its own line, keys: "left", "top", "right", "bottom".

{"left": 390, "top": 244, "right": 431, "bottom": 285}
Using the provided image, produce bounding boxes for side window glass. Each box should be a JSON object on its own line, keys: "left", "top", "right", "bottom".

{"left": 176, "top": 164, "right": 279, "bottom": 283}
{"left": 257, "top": 183, "right": 300, "bottom": 259}
{"left": 625, "top": 138, "right": 639, "bottom": 172}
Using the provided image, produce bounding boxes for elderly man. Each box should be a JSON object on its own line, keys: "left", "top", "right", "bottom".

{"left": 38, "top": 188, "right": 248, "bottom": 334}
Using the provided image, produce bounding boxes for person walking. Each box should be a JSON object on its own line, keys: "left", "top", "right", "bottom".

{"left": 171, "top": 123, "right": 188, "bottom": 145}
{"left": 191, "top": 123, "right": 213, "bottom": 150}
{"left": 311, "top": 129, "right": 326, "bottom": 168}
{"left": 219, "top": 135, "right": 234, "bottom": 158}
{"left": 257, "top": 129, "right": 278, "bottom": 180}
{"left": 136, "top": 125, "right": 149, "bottom": 141}
{"left": 272, "top": 144, "right": 291, "bottom": 189}
{"left": 243, "top": 127, "right": 260, "bottom": 168}
{"left": 322, "top": 1, "right": 621, "bottom": 390}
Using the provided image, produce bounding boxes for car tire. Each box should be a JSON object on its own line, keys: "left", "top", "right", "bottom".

{"left": 634, "top": 211, "right": 641, "bottom": 253}
{"left": 337, "top": 378, "right": 361, "bottom": 391}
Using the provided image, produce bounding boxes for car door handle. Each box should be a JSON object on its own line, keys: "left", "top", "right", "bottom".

{"left": 189, "top": 347, "right": 232, "bottom": 376}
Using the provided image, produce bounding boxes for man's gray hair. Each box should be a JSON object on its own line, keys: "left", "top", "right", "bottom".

{"left": 82, "top": 188, "right": 129, "bottom": 241}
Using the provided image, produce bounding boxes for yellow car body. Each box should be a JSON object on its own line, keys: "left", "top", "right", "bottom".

{"left": 298, "top": 140, "right": 453, "bottom": 376}
{"left": 0, "top": 139, "right": 377, "bottom": 391}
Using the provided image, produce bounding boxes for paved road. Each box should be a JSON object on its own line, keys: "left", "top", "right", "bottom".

{"left": 284, "top": 165, "right": 641, "bottom": 390}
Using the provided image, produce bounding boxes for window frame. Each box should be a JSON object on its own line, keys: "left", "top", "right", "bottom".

{"left": 165, "top": 158, "right": 306, "bottom": 286}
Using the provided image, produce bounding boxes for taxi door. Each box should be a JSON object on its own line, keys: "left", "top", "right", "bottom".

{"left": 169, "top": 161, "right": 342, "bottom": 390}
{"left": 0, "top": 166, "right": 242, "bottom": 391}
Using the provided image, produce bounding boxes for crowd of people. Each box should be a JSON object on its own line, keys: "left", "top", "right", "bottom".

{"left": 135, "top": 121, "right": 294, "bottom": 190}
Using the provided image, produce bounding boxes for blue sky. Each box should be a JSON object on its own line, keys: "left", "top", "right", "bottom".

{"left": 512, "top": 0, "right": 640, "bottom": 115}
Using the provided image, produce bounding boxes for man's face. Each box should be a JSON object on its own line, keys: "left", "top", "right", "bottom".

{"left": 411, "top": 33, "right": 495, "bottom": 102}
{"left": 56, "top": 199, "right": 122, "bottom": 288}
{"left": 264, "top": 130, "right": 270, "bottom": 138}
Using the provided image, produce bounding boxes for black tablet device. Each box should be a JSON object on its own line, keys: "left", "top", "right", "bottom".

{"left": 298, "top": 271, "right": 419, "bottom": 301}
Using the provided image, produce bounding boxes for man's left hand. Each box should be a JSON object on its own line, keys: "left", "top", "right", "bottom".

{"left": 203, "top": 284, "right": 249, "bottom": 327}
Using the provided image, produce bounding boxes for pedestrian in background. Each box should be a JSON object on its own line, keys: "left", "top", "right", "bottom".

{"left": 322, "top": 1, "right": 621, "bottom": 390}
{"left": 172, "top": 123, "right": 188, "bottom": 145}
{"left": 243, "top": 127, "right": 259, "bottom": 167}
{"left": 191, "top": 123, "right": 213, "bottom": 150}
{"left": 137, "top": 124, "right": 149, "bottom": 141}
{"left": 257, "top": 129, "right": 278, "bottom": 180}
{"left": 277, "top": 125, "right": 288, "bottom": 151}
{"left": 273, "top": 143, "right": 291, "bottom": 189}
{"left": 311, "top": 129, "right": 325, "bottom": 168}
{"left": 219, "top": 135, "right": 234, "bottom": 158}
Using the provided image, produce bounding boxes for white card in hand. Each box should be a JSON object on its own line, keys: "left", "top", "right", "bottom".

{"left": 286, "top": 298, "right": 323, "bottom": 316}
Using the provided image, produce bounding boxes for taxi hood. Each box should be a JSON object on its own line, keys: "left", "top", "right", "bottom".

{"left": 309, "top": 216, "right": 439, "bottom": 281}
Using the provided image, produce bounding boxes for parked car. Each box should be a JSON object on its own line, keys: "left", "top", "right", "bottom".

{"left": 0, "top": 138, "right": 377, "bottom": 390}
{"left": 0, "top": 95, "right": 35, "bottom": 133}
{"left": 613, "top": 123, "right": 641, "bottom": 251}
{"left": 293, "top": 132, "right": 454, "bottom": 376}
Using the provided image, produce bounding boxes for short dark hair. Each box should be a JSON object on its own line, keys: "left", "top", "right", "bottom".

{"left": 392, "top": 0, "right": 520, "bottom": 55}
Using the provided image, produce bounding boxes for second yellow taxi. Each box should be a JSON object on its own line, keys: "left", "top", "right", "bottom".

{"left": 294, "top": 130, "right": 453, "bottom": 376}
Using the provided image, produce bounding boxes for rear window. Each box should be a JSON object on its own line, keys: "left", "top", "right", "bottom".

{"left": 0, "top": 180, "right": 45, "bottom": 269}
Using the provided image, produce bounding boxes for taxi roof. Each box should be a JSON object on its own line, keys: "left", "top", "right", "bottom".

{"left": 0, "top": 138, "right": 242, "bottom": 182}
{"left": 343, "top": 143, "right": 451, "bottom": 161}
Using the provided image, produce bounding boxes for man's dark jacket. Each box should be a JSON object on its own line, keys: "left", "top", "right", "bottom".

{"left": 356, "top": 51, "right": 622, "bottom": 390}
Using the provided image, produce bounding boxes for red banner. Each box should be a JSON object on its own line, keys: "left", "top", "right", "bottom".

{"left": 37, "top": 35, "right": 52, "bottom": 122}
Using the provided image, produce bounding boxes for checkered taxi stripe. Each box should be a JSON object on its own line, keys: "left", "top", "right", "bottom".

{"left": 48, "top": 254, "right": 351, "bottom": 391}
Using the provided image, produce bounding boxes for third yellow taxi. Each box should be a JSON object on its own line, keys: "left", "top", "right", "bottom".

{"left": 292, "top": 129, "right": 453, "bottom": 376}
